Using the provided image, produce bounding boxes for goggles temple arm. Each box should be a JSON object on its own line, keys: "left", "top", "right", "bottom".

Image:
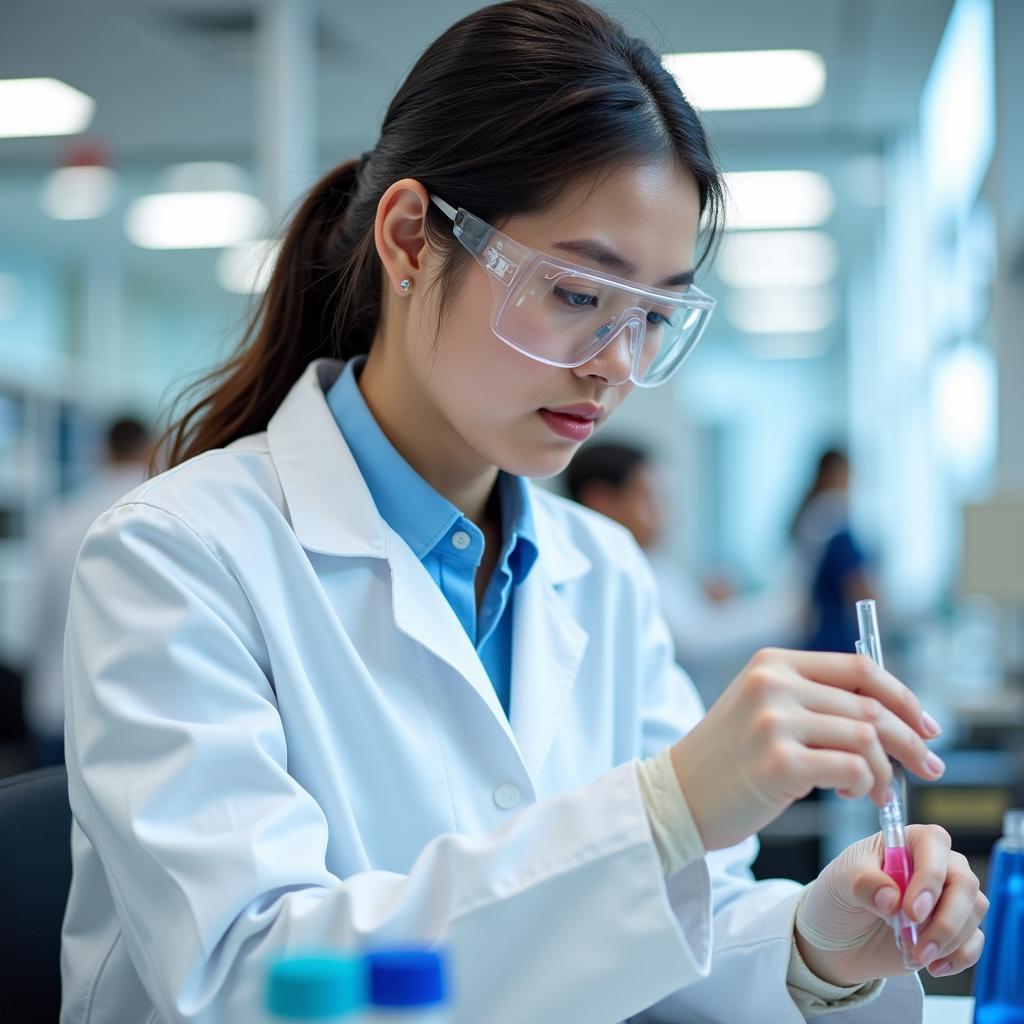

{"left": 429, "top": 194, "right": 491, "bottom": 256}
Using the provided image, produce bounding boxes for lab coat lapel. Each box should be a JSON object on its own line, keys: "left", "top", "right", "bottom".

{"left": 268, "top": 362, "right": 589, "bottom": 778}
{"left": 509, "top": 489, "right": 591, "bottom": 780}
{"left": 270, "top": 360, "right": 523, "bottom": 755}
{"left": 386, "top": 534, "right": 522, "bottom": 754}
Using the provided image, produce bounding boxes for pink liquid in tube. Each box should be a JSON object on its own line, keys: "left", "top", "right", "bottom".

{"left": 883, "top": 845, "right": 919, "bottom": 952}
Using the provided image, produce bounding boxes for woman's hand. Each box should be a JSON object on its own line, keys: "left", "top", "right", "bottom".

{"left": 795, "top": 825, "right": 988, "bottom": 985}
{"left": 669, "top": 647, "right": 945, "bottom": 851}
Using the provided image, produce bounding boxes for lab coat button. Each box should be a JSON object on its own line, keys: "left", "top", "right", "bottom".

{"left": 494, "top": 783, "right": 520, "bottom": 809}
{"left": 451, "top": 530, "right": 471, "bottom": 550}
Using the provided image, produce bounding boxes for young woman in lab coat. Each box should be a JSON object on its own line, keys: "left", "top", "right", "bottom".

{"left": 60, "top": 2, "right": 986, "bottom": 1021}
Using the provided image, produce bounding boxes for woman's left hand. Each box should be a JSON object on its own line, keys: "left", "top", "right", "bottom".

{"left": 795, "top": 824, "right": 988, "bottom": 986}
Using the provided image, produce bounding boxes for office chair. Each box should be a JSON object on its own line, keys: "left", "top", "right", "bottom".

{"left": 0, "top": 765, "right": 72, "bottom": 1023}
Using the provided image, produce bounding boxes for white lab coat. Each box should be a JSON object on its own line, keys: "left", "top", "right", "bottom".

{"left": 60, "top": 360, "right": 923, "bottom": 1024}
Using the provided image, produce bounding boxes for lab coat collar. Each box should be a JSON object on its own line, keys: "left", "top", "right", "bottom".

{"left": 268, "top": 358, "right": 592, "bottom": 780}
{"left": 266, "top": 359, "right": 591, "bottom": 585}
{"left": 267, "top": 359, "right": 388, "bottom": 559}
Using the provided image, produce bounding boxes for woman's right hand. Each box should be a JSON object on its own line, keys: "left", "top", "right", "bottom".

{"left": 669, "top": 648, "right": 945, "bottom": 851}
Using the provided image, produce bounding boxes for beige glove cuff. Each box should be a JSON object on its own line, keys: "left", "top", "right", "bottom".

{"left": 636, "top": 748, "right": 705, "bottom": 876}
{"left": 789, "top": 889, "right": 887, "bottom": 1017}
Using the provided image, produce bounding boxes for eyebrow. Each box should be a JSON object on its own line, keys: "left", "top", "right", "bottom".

{"left": 551, "top": 239, "right": 695, "bottom": 288}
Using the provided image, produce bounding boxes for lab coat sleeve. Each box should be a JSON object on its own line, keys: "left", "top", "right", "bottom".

{"left": 628, "top": 552, "right": 924, "bottom": 1023}
{"left": 64, "top": 501, "right": 713, "bottom": 1024}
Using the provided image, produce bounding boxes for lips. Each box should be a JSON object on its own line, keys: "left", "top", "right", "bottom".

{"left": 542, "top": 403, "right": 605, "bottom": 421}
{"left": 538, "top": 405, "right": 602, "bottom": 441}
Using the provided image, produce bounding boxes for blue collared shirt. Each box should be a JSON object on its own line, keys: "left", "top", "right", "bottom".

{"left": 326, "top": 357, "right": 538, "bottom": 718}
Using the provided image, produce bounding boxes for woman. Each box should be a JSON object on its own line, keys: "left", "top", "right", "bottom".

{"left": 61, "top": 3, "right": 985, "bottom": 1022}
{"left": 791, "top": 447, "right": 876, "bottom": 654}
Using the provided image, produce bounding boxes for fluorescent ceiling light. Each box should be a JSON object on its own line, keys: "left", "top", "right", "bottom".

{"left": 217, "top": 239, "right": 281, "bottom": 294}
{"left": 125, "top": 191, "right": 266, "bottom": 249}
{"left": 727, "top": 286, "right": 836, "bottom": 334}
{"left": 0, "top": 78, "right": 94, "bottom": 138}
{"left": 725, "top": 170, "right": 835, "bottom": 230}
{"left": 662, "top": 50, "right": 826, "bottom": 111}
{"left": 717, "top": 231, "right": 837, "bottom": 289}
{"left": 160, "top": 161, "right": 251, "bottom": 194}
{"left": 41, "top": 165, "right": 117, "bottom": 220}
{"left": 742, "top": 335, "right": 834, "bottom": 360}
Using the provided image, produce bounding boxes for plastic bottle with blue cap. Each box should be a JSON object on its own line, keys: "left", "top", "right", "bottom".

{"left": 363, "top": 948, "right": 450, "bottom": 1023}
{"left": 972, "top": 809, "right": 1024, "bottom": 1023}
{"left": 266, "top": 951, "right": 366, "bottom": 1022}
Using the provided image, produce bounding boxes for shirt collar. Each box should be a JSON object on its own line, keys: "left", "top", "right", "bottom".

{"left": 498, "top": 473, "right": 538, "bottom": 583}
{"left": 327, "top": 356, "right": 537, "bottom": 581}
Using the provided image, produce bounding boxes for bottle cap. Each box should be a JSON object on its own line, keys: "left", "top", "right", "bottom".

{"left": 1004, "top": 808, "right": 1024, "bottom": 842}
{"left": 267, "top": 953, "right": 365, "bottom": 1019}
{"left": 367, "top": 948, "right": 447, "bottom": 1008}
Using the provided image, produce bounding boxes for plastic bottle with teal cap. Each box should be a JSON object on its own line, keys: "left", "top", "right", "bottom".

{"left": 972, "top": 809, "right": 1024, "bottom": 1024}
{"left": 266, "top": 952, "right": 366, "bottom": 1021}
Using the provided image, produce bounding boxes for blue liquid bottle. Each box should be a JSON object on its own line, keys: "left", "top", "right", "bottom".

{"left": 973, "top": 809, "right": 1024, "bottom": 1024}
{"left": 364, "top": 949, "right": 450, "bottom": 1023}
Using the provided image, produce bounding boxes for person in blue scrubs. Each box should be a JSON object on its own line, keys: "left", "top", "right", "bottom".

{"left": 790, "top": 448, "right": 877, "bottom": 654}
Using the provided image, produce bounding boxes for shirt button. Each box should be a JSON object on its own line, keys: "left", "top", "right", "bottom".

{"left": 493, "top": 783, "right": 520, "bottom": 810}
{"left": 451, "top": 530, "right": 471, "bottom": 551}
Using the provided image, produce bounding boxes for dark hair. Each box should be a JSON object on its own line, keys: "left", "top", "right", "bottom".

{"left": 155, "top": 0, "right": 724, "bottom": 472}
{"left": 789, "top": 446, "right": 850, "bottom": 539}
{"left": 565, "top": 440, "right": 650, "bottom": 503}
{"left": 107, "top": 416, "right": 151, "bottom": 462}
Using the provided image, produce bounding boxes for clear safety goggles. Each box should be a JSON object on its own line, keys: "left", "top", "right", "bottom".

{"left": 430, "top": 194, "right": 715, "bottom": 387}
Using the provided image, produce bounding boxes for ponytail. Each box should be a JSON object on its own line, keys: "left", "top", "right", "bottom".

{"left": 154, "top": 156, "right": 381, "bottom": 472}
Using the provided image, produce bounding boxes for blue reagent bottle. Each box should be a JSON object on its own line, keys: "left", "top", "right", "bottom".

{"left": 364, "top": 948, "right": 450, "bottom": 1023}
{"left": 973, "top": 809, "right": 1024, "bottom": 1024}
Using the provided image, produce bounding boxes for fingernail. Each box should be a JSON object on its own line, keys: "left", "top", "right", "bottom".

{"left": 874, "top": 887, "right": 899, "bottom": 914}
{"left": 913, "top": 892, "right": 935, "bottom": 921}
{"left": 920, "top": 942, "right": 940, "bottom": 965}
{"left": 930, "top": 959, "right": 953, "bottom": 977}
{"left": 925, "top": 751, "right": 946, "bottom": 776}
{"left": 922, "top": 711, "right": 942, "bottom": 737}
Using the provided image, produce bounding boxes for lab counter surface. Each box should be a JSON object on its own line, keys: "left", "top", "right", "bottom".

{"left": 924, "top": 996, "right": 974, "bottom": 1023}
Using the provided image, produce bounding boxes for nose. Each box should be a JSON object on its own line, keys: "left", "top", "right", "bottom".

{"left": 573, "top": 319, "right": 636, "bottom": 387}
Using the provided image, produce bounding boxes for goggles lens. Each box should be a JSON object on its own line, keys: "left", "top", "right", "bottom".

{"left": 492, "top": 260, "right": 712, "bottom": 385}
{"left": 433, "top": 195, "right": 715, "bottom": 387}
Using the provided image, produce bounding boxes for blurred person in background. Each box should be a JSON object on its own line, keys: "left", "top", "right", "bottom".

{"left": 790, "top": 447, "right": 877, "bottom": 656}
{"left": 24, "top": 415, "right": 151, "bottom": 767}
{"left": 565, "top": 440, "right": 802, "bottom": 705}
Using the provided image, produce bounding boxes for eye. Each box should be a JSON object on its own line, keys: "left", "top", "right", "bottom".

{"left": 553, "top": 285, "right": 598, "bottom": 309}
{"left": 646, "top": 310, "right": 671, "bottom": 327}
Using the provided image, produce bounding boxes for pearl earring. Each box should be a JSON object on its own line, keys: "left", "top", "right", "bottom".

{"left": 400, "top": 278, "right": 411, "bottom": 293}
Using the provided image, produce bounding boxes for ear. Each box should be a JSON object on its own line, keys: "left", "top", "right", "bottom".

{"left": 374, "top": 178, "right": 431, "bottom": 297}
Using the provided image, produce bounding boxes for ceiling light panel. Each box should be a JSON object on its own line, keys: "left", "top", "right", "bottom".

{"left": 724, "top": 170, "right": 835, "bottom": 230}
{"left": 662, "top": 50, "right": 826, "bottom": 111}
{"left": 716, "top": 231, "right": 838, "bottom": 289}
{"left": 0, "top": 78, "right": 95, "bottom": 138}
{"left": 727, "top": 286, "right": 837, "bottom": 334}
{"left": 125, "top": 191, "right": 266, "bottom": 249}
